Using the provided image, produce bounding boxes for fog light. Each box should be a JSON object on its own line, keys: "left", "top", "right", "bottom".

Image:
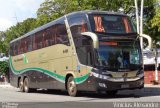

{"left": 99, "top": 83, "right": 107, "bottom": 88}
{"left": 140, "top": 80, "right": 144, "bottom": 85}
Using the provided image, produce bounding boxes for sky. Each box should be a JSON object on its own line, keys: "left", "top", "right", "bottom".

{"left": 0, "top": 0, "right": 45, "bottom": 31}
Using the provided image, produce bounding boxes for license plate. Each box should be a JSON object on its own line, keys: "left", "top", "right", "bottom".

{"left": 121, "top": 84, "right": 129, "bottom": 88}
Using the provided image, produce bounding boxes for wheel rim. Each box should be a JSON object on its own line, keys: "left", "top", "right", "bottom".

{"left": 69, "top": 80, "right": 76, "bottom": 93}
{"left": 24, "top": 79, "right": 28, "bottom": 92}
{"left": 67, "top": 77, "right": 77, "bottom": 96}
{"left": 19, "top": 80, "right": 23, "bottom": 92}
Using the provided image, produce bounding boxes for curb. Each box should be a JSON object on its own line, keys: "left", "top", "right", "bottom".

{"left": 144, "top": 84, "right": 160, "bottom": 88}
{"left": 142, "top": 84, "right": 160, "bottom": 93}
{"left": 0, "top": 83, "right": 12, "bottom": 88}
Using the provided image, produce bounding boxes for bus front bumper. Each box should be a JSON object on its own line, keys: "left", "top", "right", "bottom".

{"left": 96, "top": 77, "right": 144, "bottom": 91}
{"left": 87, "top": 73, "right": 144, "bottom": 91}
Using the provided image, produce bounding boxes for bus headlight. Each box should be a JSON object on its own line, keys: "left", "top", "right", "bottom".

{"left": 99, "top": 83, "right": 107, "bottom": 88}
{"left": 92, "top": 72, "right": 110, "bottom": 80}
{"left": 99, "top": 74, "right": 110, "bottom": 80}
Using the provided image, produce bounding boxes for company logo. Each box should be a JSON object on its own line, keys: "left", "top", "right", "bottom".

{"left": 122, "top": 73, "right": 128, "bottom": 81}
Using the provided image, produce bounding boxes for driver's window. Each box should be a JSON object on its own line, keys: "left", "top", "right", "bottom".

{"left": 77, "top": 47, "right": 88, "bottom": 65}
{"left": 68, "top": 15, "right": 88, "bottom": 37}
{"left": 76, "top": 36, "right": 93, "bottom": 66}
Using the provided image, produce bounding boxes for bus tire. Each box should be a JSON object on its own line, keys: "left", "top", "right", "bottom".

{"left": 19, "top": 78, "right": 24, "bottom": 92}
{"left": 105, "top": 90, "right": 118, "bottom": 96}
{"left": 23, "top": 77, "right": 31, "bottom": 93}
{"left": 67, "top": 76, "right": 77, "bottom": 97}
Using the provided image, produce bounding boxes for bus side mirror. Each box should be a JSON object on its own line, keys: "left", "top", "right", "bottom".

{"left": 140, "top": 33, "right": 152, "bottom": 49}
{"left": 81, "top": 32, "right": 99, "bottom": 49}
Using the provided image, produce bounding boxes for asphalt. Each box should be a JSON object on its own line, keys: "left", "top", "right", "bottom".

{"left": 0, "top": 83, "right": 160, "bottom": 92}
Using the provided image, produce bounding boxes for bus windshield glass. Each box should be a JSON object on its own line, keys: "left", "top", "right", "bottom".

{"left": 96, "top": 41, "right": 141, "bottom": 71}
{"left": 89, "top": 14, "right": 136, "bottom": 34}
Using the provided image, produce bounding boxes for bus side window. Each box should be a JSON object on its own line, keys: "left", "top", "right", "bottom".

{"left": 42, "top": 32, "right": 46, "bottom": 47}
{"left": 10, "top": 44, "right": 14, "bottom": 56}
{"left": 20, "top": 39, "right": 23, "bottom": 54}
{"left": 23, "top": 37, "right": 28, "bottom": 53}
{"left": 44, "top": 27, "right": 55, "bottom": 47}
{"left": 10, "top": 43, "right": 15, "bottom": 56}
{"left": 27, "top": 35, "right": 32, "bottom": 52}
{"left": 15, "top": 40, "right": 20, "bottom": 55}
{"left": 55, "top": 21, "right": 70, "bottom": 46}
{"left": 14, "top": 42, "right": 16, "bottom": 56}
{"left": 61, "top": 24, "right": 69, "bottom": 45}
{"left": 35, "top": 31, "right": 43, "bottom": 50}
{"left": 68, "top": 15, "right": 88, "bottom": 38}
{"left": 51, "top": 27, "right": 56, "bottom": 45}
{"left": 32, "top": 35, "right": 36, "bottom": 50}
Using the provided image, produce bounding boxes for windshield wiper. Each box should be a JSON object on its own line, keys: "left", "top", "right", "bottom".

{"left": 95, "top": 65, "right": 109, "bottom": 70}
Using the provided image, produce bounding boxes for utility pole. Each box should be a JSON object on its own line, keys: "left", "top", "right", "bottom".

{"left": 77, "top": 0, "right": 81, "bottom": 10}
{"left": 154, "top": 0, "right": 159, "bottom": 84}
{"left": 13, "top": 13, "right": 18, "bottom": 24}
{"left": 134, "top": 0, "right": 158, "bottom": 84}
{"left": 140, "top": 0, "right": 144, "bottom": 49}
{"left": 155, "top": 45, "right": 159, "bottom": 84}
{"left": 134, "top": 0, "right": 139, "bottom": 34}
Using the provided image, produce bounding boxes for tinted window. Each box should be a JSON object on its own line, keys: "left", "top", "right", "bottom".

{"left": 27, "top": 35, "right": 32, "bottom": 52}
{"left": 10, "top": 43, "right": 14, "bottom": 56}
{"left": 44, "top": 27, "right": 55, "bottom": 47}
{"left": 55, "top": 21, "right": 69, "bottom": 45}
{"left": 68, "top": 15, "right": 89, "bottom": 38}
{"left": 33, "top": 31, "right": 43, "bottom": 50}
{"left": 89, "top": 14, "right": 136, "bottom": 34}
{"left": 14, "top": 41, "right": 19, "bottom": 56}
{"left": 11, "top": 18, "right": 70, "bottom": 56}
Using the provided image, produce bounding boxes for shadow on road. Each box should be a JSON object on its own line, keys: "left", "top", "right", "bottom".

{"left": 18, "top": 86, "right": 160, "bottom": 99}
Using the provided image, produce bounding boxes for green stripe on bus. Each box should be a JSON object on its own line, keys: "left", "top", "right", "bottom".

{"left": 9, "top": 57, "right": 90, "bottom": 84}
{"left": 75, "top": 73, "right": 90, "bottom": 84}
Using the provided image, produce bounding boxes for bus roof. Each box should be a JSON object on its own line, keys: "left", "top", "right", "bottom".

{"left": 10, "top": 10, "right": 128, "bottom": 44}
{"left": 66, "top": 10, "right": 127, "bottom": 17}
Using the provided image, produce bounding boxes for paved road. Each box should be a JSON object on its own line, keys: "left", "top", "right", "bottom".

{"left": 0, "top": 84, "right": 160, "bottom": 108}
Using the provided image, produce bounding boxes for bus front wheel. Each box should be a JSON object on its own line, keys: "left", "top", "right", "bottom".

{"left": 23, "top": 78, "right": 31, "bottom": 93}
{"left": 67, "top": 76, "right": 77, "bottom": 97}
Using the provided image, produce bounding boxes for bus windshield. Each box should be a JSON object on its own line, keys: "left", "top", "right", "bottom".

{"left": 89, "top": 14, "right": 136, "bottom": 34}
{"left": 96, "top": 41, "right": 141, "bottom": 71}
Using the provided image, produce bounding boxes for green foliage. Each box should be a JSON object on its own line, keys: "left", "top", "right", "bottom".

{"left": 0, "top": 0, "right": 160, "bottom": 54}
{"left": 36, "top": 0, "right": 79, "bottom": 26}
{"left": 151, "top": 7, "right": 160, "bottom": 42}
{"left": 0, "top": 31, "right": 6, "bottom": 53}
{"left": 0, "top": 61, "right": 9, "bottom": 75}
{"left": 1, "top": 18, "right": 37, "bottom": 54}
{"left": 142, "top": 0, "right": 160, "bottom": 46}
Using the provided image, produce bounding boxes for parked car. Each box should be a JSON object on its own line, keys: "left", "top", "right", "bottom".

{"left": 143, "top": 48, "right": 160, "bottom": 65}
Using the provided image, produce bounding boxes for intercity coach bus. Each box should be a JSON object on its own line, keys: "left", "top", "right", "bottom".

{"left": 9, "top": 10, "right": 145, "bottom": 96}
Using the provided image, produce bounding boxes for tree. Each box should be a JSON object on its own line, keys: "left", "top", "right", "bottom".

{"left": 151, "top": 7, "right": 160, "bottom": 42}
{"left": 36, "top": 0, "right": 79, "bottom": 26}
{"left": 37, "top": 0, "right": 135, "bottom": 17}
{"left": 1, "top": 18, "right": 37, "bottom": 54}
{"left": 138, "top": 0, "right": 160, "bottom": 48}
{"left": 0, "top": 31, "right": 6, "bottom": 53}
{"left": 1, "top": 0, "right": 160, "bottom": 55}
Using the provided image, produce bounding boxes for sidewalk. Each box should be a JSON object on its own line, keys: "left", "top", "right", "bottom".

{"left": 0, "top": 82, "right": 12, "bottom": 88}
{"left": 143, "top": 84, "right": 160, "bottom": 93}
{"left": 145, "top": 84, "right": 160, "bottom": 88}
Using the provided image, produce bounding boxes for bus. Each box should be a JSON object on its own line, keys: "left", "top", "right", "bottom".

{"left": 9, "top": 10, "right": 145, "bottom": 96}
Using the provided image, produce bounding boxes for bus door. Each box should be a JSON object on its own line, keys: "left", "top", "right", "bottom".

{"left": 75, "top": 35, "right": 94, "bottom": 90}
